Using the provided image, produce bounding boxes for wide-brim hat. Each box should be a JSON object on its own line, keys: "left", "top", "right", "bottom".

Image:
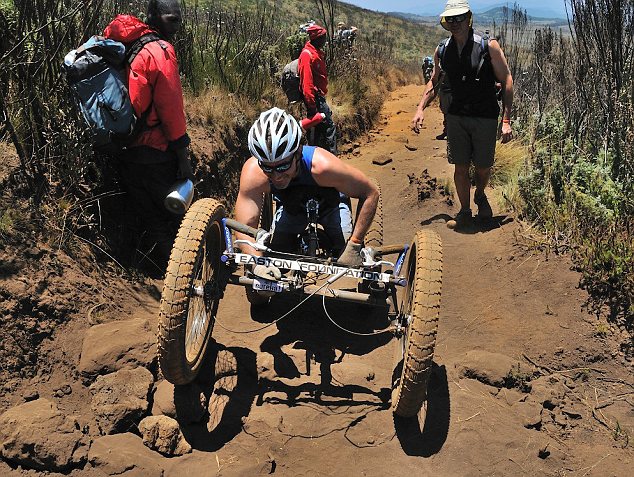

{"left": 440, "top": 0, "right": 472, "bottom": 31}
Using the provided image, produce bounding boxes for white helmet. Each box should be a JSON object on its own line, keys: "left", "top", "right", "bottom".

{"left": 248, "top": 107, "right": 302, "bottom": 163}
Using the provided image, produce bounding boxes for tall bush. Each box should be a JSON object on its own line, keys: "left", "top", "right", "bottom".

{"left": 512, "top": 0, "right": 633, "bottom": 330}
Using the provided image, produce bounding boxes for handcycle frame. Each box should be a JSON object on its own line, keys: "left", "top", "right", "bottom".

{"left": 158, "top": 195, "right": 442, "bottom": 418}
{"left": 219, "top": 217, "right": 410, "bottom": 317}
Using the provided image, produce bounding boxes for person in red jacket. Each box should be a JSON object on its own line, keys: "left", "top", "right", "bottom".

{"left": 103, "top": 0, "right": 193, "bottom": 272}
{"left": 298, "top": 24, "right": 337, "bottom": 154}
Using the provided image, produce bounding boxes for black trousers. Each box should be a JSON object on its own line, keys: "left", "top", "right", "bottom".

{"left": 118, "top": 147, "right": 180, "bottom": 268}
{"left": 307, "top": 95, "right": 337, "bottom": 155}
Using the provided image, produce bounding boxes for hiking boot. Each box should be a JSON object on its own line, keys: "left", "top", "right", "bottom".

{"left": 474, "top": 192, "right": 493, "bottom": 219}
{"left": 446, "top": 207, "right": 472, "bottom": 229}
{"left": 435, "top": 130, "right": 447, "bottom": 140}
{"left": 456, "top": 207, "right": 472, "bottom": 225}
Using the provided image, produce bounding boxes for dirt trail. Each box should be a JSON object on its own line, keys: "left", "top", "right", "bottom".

{"left": 161, "top": 85, "right": 633, "bottom": 476}
{"left": 1, "top": 84, "right": 632, "bottom": 476}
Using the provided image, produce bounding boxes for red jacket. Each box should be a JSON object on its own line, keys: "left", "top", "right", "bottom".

{"left": 103, "top": 15, "right": 189, "bottom": 152}
{"left": 298, "top": 41, "right": 328, "bottom": 112}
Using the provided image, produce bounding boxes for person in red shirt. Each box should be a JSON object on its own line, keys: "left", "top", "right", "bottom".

{"left": 298, "top": 24, "right": 337, "bottom": 154}
{"left": 103, "top": 0, "right": 194, "bottom": 272}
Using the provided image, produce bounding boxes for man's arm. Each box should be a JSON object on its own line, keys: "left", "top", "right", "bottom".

{"left": 489, "top": 39, "right": 514, "bottom": 143}
{"left": 233, "top": 158, "right": 270, "bottom": 255}
{"left": 310, "top": 149, "right": 379, "bottom": 244}
{"left": 411, "top": 46, "right": 442, "bottom": 134}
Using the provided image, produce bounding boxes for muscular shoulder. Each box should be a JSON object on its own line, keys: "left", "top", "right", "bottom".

{"left": 487, "top": 38, "right": 507, "bottom": 63}
{"left": 310, "top": 147, "right": 337, "bottom": 173}
{"left": 240, "top": 157, "right": 269, "bottom": 192}
{"left": 310, "top": 147, "right": 351, "bottom": 187}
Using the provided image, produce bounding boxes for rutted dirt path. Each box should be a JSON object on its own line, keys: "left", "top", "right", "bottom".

{"left": 1, "top": 84, "right": 633, "bottom": 476}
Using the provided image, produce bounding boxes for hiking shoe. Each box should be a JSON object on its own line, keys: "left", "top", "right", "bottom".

{"left": 454, "top": 209, "right": 473, "bottom": 227}
{"left": 448, "top": 207, "right": 472, "bottom": 229}
{"left": 474, "top": 192, "right": 493, "bottom": 219}
{"left": 435, "top": 130, "right": 447, "bottom": 140}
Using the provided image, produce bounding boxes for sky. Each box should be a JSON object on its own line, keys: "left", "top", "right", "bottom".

{"left": 343, "top": 0, "right": 569, "bottom": 18}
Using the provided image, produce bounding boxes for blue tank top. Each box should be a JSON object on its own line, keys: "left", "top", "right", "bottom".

{"left": 270, "top": 146, "right": 343, "bottom": 215}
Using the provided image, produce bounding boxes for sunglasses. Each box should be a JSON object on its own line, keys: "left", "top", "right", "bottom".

{"left": 445, "top": 13, "right": 468, "bottom": 23}
{"left": 258, "top": 157, "right": 295, "bottom": 174}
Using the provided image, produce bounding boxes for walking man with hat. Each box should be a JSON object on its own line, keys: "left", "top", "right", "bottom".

{"left": 411, "top": 0, "right": 514, "bottom": 228}
{"left": 298, "top": 24, "right": 337, "bottom": 154}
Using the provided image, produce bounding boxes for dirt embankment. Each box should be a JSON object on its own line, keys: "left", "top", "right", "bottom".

{"left": 0, "top": 85, "right": 632, "bottom": 476}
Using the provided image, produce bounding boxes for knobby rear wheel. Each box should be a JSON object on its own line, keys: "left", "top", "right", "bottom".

{"left": 158, "top": 198, "right": 226, "bottom": 385}
{"left": 392, "top": 229, "right": 442, "bottom": 417}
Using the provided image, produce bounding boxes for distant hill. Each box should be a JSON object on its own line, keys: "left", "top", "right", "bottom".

{"left": 475, "top": 6, "right": 568, "bottom": 27}
{"left": 387, "top": 6, "right": 568, "bottom": 29}
{"left": 376, "top": 1, "right": 567, "bottom": 19}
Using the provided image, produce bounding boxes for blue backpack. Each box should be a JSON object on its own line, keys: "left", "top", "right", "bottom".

{"left": 63, "top": 34, "right": 160, "bottom": 153}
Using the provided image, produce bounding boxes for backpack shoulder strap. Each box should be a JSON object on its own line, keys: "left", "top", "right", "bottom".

{"left": 125, "top": 32, "right": 162, "bottom": 66}
{"left": 437, "top": 37, "right": 450, "bottom": 70}
{"left": 475, "top": 32, "right": 491, "bottom": 79}
{"left": 124, "top": 32, "right": 163, "bottom": 130}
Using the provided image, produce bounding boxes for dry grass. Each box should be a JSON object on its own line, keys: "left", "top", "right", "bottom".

{"left": 492, "top": 140, "right": 529, "bottom": 212}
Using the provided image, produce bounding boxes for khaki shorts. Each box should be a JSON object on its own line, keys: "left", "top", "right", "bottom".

{"left": 446, "top": 114, "right": 498, "bottom": 168}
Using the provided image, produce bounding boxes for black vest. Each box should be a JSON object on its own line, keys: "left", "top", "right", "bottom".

{"left": 440, "top": 30, "right": 499, "bottom": 119}
{"left": 270, "top": 146, "right": 342, "bottom": 216}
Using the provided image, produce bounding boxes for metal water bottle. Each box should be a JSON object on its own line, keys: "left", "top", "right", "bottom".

{"left": 164, "top": 178, "right": 194, "bottom": 215}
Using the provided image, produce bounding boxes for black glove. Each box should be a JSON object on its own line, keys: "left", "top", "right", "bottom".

{"left": 337, "top": 241, "right": 363, "bottom": 268}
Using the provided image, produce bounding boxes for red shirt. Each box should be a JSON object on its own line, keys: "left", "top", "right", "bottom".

{"left": 103, "top": 15, "right": 189, "bottom": 151}
{"left": 298, "top": 41, "right": 328, "bottom": 112}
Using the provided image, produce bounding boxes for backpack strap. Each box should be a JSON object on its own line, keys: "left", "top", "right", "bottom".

{"left": 475, "top": 32, "right": 490, "bottom": 81}
{"left": 437, "top": 37, "right": 450, "bottom": 71}
{"left": 125, "top": 32, "right": 162, "bottom": 66}
{"left": 123, "top": 32, "right": 164, "bottom": 136}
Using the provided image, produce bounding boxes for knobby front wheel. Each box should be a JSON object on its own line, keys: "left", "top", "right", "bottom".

{"left": 158, "top": 198, "right": 226, "bottom": 385}
{"left": 392, "top": 229, "right": 442, "bottom": 417}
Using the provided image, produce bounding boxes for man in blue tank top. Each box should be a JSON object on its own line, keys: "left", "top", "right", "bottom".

{"left": 411, "top": 0, "right": 514, "bottom": 229}
{"left": 233, "top": 108, "right": 379, "bottom": 279}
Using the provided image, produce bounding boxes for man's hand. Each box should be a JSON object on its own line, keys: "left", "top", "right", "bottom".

{"left": 411, "top": 109, "right": 425, "bottom": 134}
{"left": 500, "top": 122, "right": 512, "bottom": 144}
{"left": 253, "top": 264, "right": 282, "bottom": 281}
{"left": 175, "top": 147, "right": 195, "bottom": 181}
{"left": 337, "top": 241, "right": 363, "bottom": 268}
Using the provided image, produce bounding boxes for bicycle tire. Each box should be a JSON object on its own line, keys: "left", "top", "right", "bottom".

{"left": 392, "top": 229, "right": 442, "bottom": 417}
{"left": 158, "top": 198, "right": 225, "bottom": 385}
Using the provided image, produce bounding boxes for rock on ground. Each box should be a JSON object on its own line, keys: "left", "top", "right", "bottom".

{"left": 88, "top": 433, "right": 165, "bottom": 477}
{"left": 78, "top": 318, "right": 156, "bottom": 381}
{"left": 89, "top": 367, "right": 154, "bottom": 435}
{"left": 0, "top": 398, "right": 88, "bottom": 472}
{"left": 138, "top": 415, "right": 191, "bottom": 456}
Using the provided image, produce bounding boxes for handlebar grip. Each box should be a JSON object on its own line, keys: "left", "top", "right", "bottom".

{"left": 225, "top": 218, "right": 263, "bottom": 239}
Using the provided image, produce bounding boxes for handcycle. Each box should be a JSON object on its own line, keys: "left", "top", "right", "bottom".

{"left": 157, "top": 183, "right": 443, "bottom": 418}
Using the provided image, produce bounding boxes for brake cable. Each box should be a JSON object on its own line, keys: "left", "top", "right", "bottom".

{"left": 214, "top": 264, "right": 396, "bottom": 336}
{"left": 213, "top": 279, "right": 332, "bottom": 334}
{"left": 320, "top": 272, "right": 396, "bottom": 337}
